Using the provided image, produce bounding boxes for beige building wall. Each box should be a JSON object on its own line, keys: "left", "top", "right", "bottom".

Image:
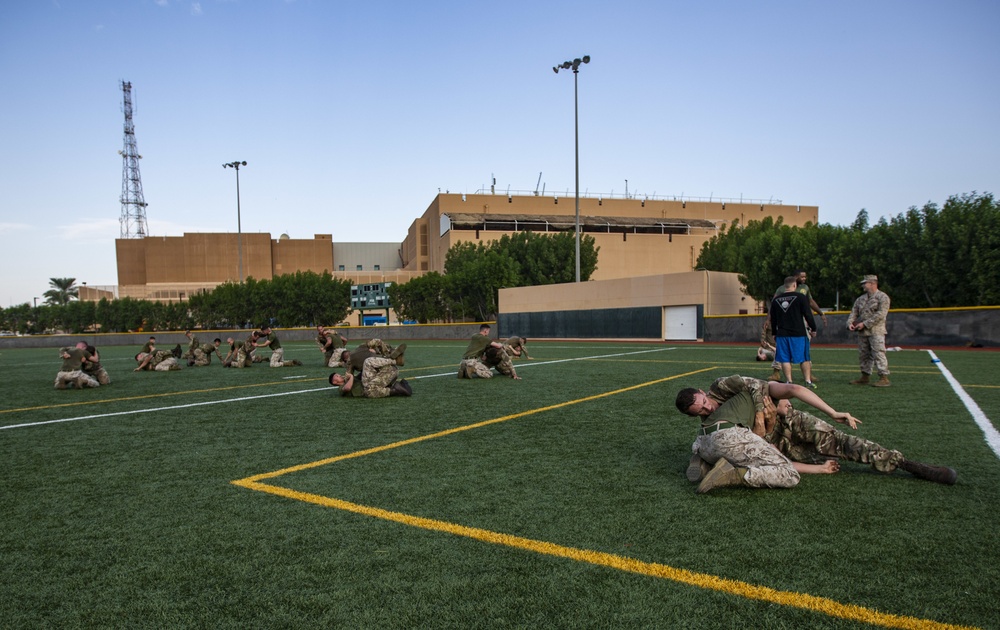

{"left": 499, "top": 271, "right": 749, "bottom": 317}
{"left": 403, "top": 193, "right": 818, "bottom": 281}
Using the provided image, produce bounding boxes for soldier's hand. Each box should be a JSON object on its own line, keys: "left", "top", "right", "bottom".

{"left": 833, "top": 411, "right": 860, "bottom": 430}
{"left": 762, "top": 397, "right": 778, "bottom": 435}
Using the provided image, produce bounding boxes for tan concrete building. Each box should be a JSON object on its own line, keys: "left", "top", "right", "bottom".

{"left": 110, "top": 192, "right": 817, "bottom": 307}
{"left": 401, "top": 192, "right": 817, "bottom": 280}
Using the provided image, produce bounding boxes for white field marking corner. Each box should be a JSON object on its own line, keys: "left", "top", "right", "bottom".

{"left": 926, "top": 349, "right": 1000, "bottom": 458}
{"left": 2, "top": 347, "right": 677, "bottom": 431}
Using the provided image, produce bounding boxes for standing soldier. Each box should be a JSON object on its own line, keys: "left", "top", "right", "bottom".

{"left": 847, "top": 274, "right": 892, "bottom": 387}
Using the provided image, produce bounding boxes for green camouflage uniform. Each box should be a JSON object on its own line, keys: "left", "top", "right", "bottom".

{"left": 459, "top": 334, "right": 498, "bottom": 379}
{"left": 320, "top": 330, "right": 347, "bottom": 368}
{"left": 501, "top": 336, "right": 531, "bottom": 359}
{"left": 341, "top": 356, "right": 398, "bottom": 399}
{"left": 768, "top": 408, "right": 904, "bottom": 473}
{"left": 234, "top": 334, "right": 257, "bottom": 368}
{"left": 55, "top": 347, "right": 100, "bottom": 389}
{"left": 192, "top": 341, "right": 220, "bottom": 366}
{"left": 81, "top": 344, "right": 111, "bottom": 384}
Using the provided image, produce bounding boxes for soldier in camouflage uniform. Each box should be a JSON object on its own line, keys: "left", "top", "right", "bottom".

{"left": 501, "top": 336, "right": 532, "bottom": 360}
{"left": 848, "top": 274, "right": 892, "bottom": 387}
{"left": 255, "top": 325, "right": 302, "bottom": 367}
{"left": 756, "top": 317, "right": 776, "bottom": 362}
{"left": 55, "top": 346, "right": 101, "bottom": 389}
{"left": 317, "top": 326, "right": 349, "bottom": 368}
{"left": 76, "top": 341, "right": 111, "bottom": 385}
{"left": 458, "top": 324, "right": 520, "bottom": 380}
{"left": 134, "top": 350, "right": 180, "bottom": 371}
{"left": 677, "top": 375, "right": 956, "bottom": 486}
{"left": 232, "top": 331, "right": 261, "bottom": 368}
{"left": 343, "top": 342, "right": 406, "bottom": 376}
{"left": 329, "top": 356, "right": 411, "bottom": 398}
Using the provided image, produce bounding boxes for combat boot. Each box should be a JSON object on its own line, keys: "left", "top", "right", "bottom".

{"left": 899, "top": 459, "right": 957, "bottom": 485}
{"left": 390, "top": 343, "right": 407, "bottom": 366}
{"left": 398, "top": 379, "right": 412, "bottom": 396}
{"left": 171, "top": 344, "right": 183, "bottom": 358}
{"left": 389, "top": 380, "right": 412, "bottom": 397}
{"left": 849, "top": 373, "right": 870, "bottom": 385}
{"left": 696, "top": 459, "right": 749, "bottom": 494}
{"left": 872, "top": 375, "right": 891, "bottom": 387}
{"left": 768, "top": 369, "right": 782, "bottom": 382}
{"left": 686, "top": 454, "right": 711, "bottom": 483}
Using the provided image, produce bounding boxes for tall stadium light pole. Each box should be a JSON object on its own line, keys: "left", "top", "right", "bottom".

{"left": 553, "top": 55, "right": 590, "bottom": 282}
{"left": 223, "top": 161, "right": 248, "bottom": 282}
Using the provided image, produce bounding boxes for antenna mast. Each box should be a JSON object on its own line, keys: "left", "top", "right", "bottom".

{"left": 119, "top": 80, "right": 149, "bottom": 239}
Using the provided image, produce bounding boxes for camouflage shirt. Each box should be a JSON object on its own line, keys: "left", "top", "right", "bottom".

{"left": 848, "top": 289, "right": 890, "bottom": 336}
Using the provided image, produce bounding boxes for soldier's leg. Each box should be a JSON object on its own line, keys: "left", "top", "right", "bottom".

{"left": 858, "top": 336, "right": 874, "bottom": 375}
{"left": 697, "top": 429, "right": 800, "bottom": 489}
{"left": 366, "top": 339, "right": 393, "bottom": 356}
{"left": 780, "top": 411, "right": 904, "bottom": 473}
{"left": 54, "top": 371, "right": 72, "bottom": 389}
{"left": 95, "top": 367, "right": 111, "bottom": 385}
{"left": 362, "top": 357, "right": 397, "bottom": 398}
{"left": 870, "top": 334, "right": 890, "bottom": 375}
{"left": 269, "top": 347, "right": 285, "bottom": 367}
{"left": 76, "top": 372, "right": 100, "bottom": 388}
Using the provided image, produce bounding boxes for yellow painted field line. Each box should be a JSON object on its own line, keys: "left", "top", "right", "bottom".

{"left": 232, "top": 479, "right": 974, "bottom": 630}
{"left": 232, "top": 365, "right": 976, "bottom": 628}
{"left": 234, "top": 368, "right": 716, "bottom": 483}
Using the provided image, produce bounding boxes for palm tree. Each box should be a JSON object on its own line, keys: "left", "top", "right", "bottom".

{"left": 43, "top": 277, "right": 79, "bottom": 305}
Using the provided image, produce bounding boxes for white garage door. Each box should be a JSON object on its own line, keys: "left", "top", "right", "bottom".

{"left": 663, "top": 306, "right": 698, "bottom": 341}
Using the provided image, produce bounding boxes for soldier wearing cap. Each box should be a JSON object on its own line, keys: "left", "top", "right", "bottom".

{"left": 847, "top": 274, "right": 891, "bottom": 387}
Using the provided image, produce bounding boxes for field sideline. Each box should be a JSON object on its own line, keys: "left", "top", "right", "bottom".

{"left": 2, "top": 341, "right": 999, "bottom": 628}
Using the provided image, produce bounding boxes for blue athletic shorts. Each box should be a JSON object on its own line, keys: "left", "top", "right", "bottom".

{"left": 775, "top": 336, "right": 808, "bottom": 364}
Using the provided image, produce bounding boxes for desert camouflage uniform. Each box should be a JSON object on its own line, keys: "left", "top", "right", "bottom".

{"left": 768, "top": 408, "right": 904, "bottom": 473}
{"left": 693, "top": 391, "right": 800, "bottom": 488}
{"left": 319, "top": 330, "right": 348, "bottom": 368}
{"left": 364, "top": 338, "right": 395, "bottom": 357}
{"left": 458, "top": 333, "right": 499, "bottom": 379}
{"left": 143, "top": 350, "right": 179, "bottom": 371}
{"left": 758, "top": 319, "right": 775, "bottom": 361}
{"left": 482, "top": 345, "right": 515, "bottom": 377}
{"left": 81, "top": 345, "right": 111, "bottom": 385}
{"left": 259, "top": 332, "right": 299, "bottom": 367}
{"left": 848, "top": 289, "right": 891, "bottom": 376}
{"left": 54, "top": 347, "right": 100, "bottom": 389}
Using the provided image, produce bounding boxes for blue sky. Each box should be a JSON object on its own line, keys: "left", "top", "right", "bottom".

{"left": 2, "top": 0, "right": 998, "bottom": 307}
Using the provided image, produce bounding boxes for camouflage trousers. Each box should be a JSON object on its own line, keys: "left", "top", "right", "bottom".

{"left": 151, "top": 356, "right": 179, "bottom": 371}
{"left": 459, "top": 358, "right": 494, "bottom": 379}
{"left": 325, "top": 350, "right": 347, "bottom": 368}
{"left": 857, "top": 333, "right": 890, "bottom": 376}
{"left": 268, "top": 347, "right": 296, "bottom": 367}
{"left": 366, "top": 339, "right": 393, "bottom": 356}
{"left": 85, "top": 366, "right": 111, "bottom": 385}
{"left": 192, "top": 348, "right": 212, "bottom": 366}
{"left": 693, "top": 427, "right": 800, "bottom": 488}
{"left": 54, "top": 370, "right": 100, "bottom": 389}
{"left": 484, "top": 348, "right": 515, "bottom": 376}
{"left": 234, "top": 348, "right": 260, "bottom": 368}
{"left": 768, "top": 409, "right": 904, "bottom": 473}
{"left": 361, "top": 356, "right": 398, "bottom": 398}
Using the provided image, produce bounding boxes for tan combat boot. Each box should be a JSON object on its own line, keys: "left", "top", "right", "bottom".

{"left": 696, "top": 459, "right": 749, "bottom": 494}
{"left": 872, "top": 375, "right": 891, "bottom": 387}
{"left": 849, "top": 373, "right": 870, "bottom": 385}
{"left": 768, "top": 369, "right": 782, "bottom": 382}
{"left": 686, "top": 454, "right": 711, "bottom": 483}
{"left": 391, "top": 343, "right": 407, "bottom": 366}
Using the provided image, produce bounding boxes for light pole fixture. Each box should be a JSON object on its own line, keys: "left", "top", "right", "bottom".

{"left": 553, "top": 55, "right": 590, "bottom": 283}
{"left": 223, "top": 161, "right": 248, "bottom": 282}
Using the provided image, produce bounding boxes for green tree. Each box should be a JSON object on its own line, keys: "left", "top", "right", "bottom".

{"left": 43, "top": 277, "right": 79, "bottom": 306}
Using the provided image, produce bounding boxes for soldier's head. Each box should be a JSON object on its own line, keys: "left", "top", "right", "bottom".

{"left": 329, "top": 373, "right": 346, "bottom": 387}
{"left": 260, "top": 325, "right": 272, "bottom": 334}
{"left": 675, "top": 388, "right": 719, "bottom": 417}
{"left": 774, "top": 397, "right": 793, "bottom": 417}
{"left": 479, "top": 324, "right": 491, "bottom": 335}
{"left": 783, "top": 276, "right": 798, "bottom": 292}
{"left": 213, "top": 338, "right": 222, "bottom": 346}
{"left": 75, "top": 341, "right": 88, "bottom": 351}
{"left": 340, "top": 349, "right": 350, "bottom": 362}
{"left": 793, "top": 269, "right": 807, "bottom": 284}
{"left": 317, "top": 325, "right": 325, "bottom": 334}
{"left": 861, "top": 274, "right": 878, "bottom": 294}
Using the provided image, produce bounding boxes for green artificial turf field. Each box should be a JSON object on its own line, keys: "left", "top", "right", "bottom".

{"left": 2, "top": 339, "right": 998, "bottom": 629}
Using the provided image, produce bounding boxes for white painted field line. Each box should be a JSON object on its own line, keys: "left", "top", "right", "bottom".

{"left": 3, "top": 347, "right": 677, "bottom": 431}
{"left": 413, "top": 347, "right": 676, "bottom": 379}
{"left": 926, "top": 349, "right": 1000, "bottom": 458}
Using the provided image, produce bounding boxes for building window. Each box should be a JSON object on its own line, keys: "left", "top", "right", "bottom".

{"left": 374, "top": 265, "right": 380, "bottom": 271}
{"left": 338, "top": 265, "right": 345, "bottom": 271}
{"left": 357, "top": 265, "right": 363, "bottom": 271}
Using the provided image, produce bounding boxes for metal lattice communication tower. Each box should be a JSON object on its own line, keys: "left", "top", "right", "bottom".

{"left": 119, "top": 80, "right": 149, "bottom": 239}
